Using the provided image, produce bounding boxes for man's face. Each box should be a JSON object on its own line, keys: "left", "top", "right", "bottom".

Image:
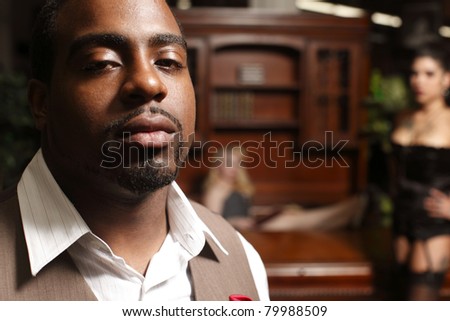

{"left": 39, "top": 0, "right": 195, "bottom": 194}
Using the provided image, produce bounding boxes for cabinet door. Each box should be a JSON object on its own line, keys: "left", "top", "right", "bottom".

{"left": 186, "top": 37, "right": 208, "bottom": 144}
{"left": 304, "top": 41, "right": 362, "bottom": 147}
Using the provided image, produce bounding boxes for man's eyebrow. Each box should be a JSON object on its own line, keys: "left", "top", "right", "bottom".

{"left": 68, "top": 32, "right": 187, "bottom": 58}
{"left": 149, "top": 33, "right": 187, "bottom": 50}
{"left": 68, "top": 33, "right": 127, "bottom": 58}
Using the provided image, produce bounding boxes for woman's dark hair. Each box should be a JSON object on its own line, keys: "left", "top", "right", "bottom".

{"left": 411, "top": 42, "right": 450, "bottom": 72}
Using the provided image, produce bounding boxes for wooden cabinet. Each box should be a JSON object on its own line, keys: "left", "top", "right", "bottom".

{"left": 305, "top": 41, "right": 362, "bottom": 144}
{"left": 175, "top": 8, "right": 370, "bottom": 206}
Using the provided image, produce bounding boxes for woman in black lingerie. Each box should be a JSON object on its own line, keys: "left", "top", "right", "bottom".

{"left": 391, "top": 45, "right": 450, "bottom": 300}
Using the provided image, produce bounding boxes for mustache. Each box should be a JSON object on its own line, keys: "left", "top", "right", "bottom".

{"left": 104, "top": 106, "right": 183, "bottom": 136}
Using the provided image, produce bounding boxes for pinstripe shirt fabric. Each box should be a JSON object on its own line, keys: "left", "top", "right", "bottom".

{"left": 17, "top": 150, "right": 269, "bottom": 301}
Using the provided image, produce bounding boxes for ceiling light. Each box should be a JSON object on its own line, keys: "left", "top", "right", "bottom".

{"left": 371, "top": 12, "right": 402, "bottom": 28}
{"left": 296, "top": 1, "right": 334, "bottom": 15}
{"left": 333, "top": 5, "right": 366, "bottom": 18}
{"left": 176, "top": 0, "right": 192, "bottom": 10}
{"left": 439, "top": 26, "right": 450, "bottom": 38}
{"left": 296, "top": 0, "right": 366, "bottom": 18}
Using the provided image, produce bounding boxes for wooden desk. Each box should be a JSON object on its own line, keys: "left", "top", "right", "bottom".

{"left": 241, "top": 230, "right": 381, "bottom": 300}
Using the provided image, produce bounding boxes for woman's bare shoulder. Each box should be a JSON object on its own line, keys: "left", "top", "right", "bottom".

{"left": 391, "top": 109, "right": 415, "bottom": 145}
{"left": 393, "top": 109, "right": 415, "bottom": 129}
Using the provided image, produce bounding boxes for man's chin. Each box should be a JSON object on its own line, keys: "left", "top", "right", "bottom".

{"left": 112, "top": 165, "right": 178, "bottom": 196}
{"left": 97, "top": 143, "right": 186, "bottom": 195}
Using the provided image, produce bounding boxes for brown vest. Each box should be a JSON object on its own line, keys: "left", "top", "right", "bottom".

{"left": 0, "top": 187, "right": 260, "bottom": 301}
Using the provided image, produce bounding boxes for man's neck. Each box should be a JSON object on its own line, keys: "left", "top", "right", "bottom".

{"left": 78, "top": 186, "right": 170, "bottom": 275}
{"left": 72, "top": 180, "right": 169, "bottom": 275}
{"left": 44, "top": 151, "right": 171, "bottom": 275}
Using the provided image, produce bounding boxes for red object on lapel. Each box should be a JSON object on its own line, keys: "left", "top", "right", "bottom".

{"left": 229, "top": 294, "right": 253, "bottom": 301}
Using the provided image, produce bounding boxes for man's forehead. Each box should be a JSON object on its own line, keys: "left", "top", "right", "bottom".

{"left": 56, "top": 0, "right": 179, "bottom": 34}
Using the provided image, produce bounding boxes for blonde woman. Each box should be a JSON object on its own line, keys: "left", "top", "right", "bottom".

{"left": 202, "top": 147, "right": 255, "bottom": 228}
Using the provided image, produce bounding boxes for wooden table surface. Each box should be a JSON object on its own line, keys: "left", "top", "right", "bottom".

{"left": 240, "top": 229, "right": 391, "bottom": 300}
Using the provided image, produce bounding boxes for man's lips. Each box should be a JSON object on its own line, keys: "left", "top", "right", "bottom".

{"left": 115, "top": 114, "right": 178, "bottom": 148}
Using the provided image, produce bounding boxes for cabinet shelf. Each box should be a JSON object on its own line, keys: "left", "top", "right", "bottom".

{"left": 213, "top": 119, "right": 298, "bottom": 130}
{"left": 213, "top": 85, "right": 300, "bottom": 91}
{"left": 211, "top": 90, "right": 299, "bottom": 125}
{"left": 314, "top": 90, "right": 350, "bottom": 97}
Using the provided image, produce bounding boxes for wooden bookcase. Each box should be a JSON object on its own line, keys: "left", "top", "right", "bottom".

{"left": 175, "top": 8, "right": 370, "bottom": 206}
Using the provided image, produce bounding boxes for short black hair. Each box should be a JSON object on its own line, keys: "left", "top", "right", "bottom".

{"left": 30, "top": 0, "right": 68, "bottom": 83}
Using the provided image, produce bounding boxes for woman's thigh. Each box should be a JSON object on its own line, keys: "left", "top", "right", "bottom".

{"left": 394, "top": 235, "right": 410, "bottom": 264}
{"left": 409, "top": 235, "right": 450, "bottom": 273}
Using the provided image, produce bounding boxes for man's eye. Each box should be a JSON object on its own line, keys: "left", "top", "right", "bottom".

{"left": 155, "top": 59, "right": 184, "bottom": 72}
{"left": 82, "top": 61, "right": 119, "bottom": 73}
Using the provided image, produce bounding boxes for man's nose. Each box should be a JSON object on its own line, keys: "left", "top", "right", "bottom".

{"left": 119, "top": 60, "right": 168, "bottom": 106}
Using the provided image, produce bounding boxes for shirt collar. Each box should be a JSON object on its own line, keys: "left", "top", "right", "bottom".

{"left": 167, "top": 182, "right": 228, "bottom": 257}
{"left": 17, "top": 149, "right": 227, "bottom": 276}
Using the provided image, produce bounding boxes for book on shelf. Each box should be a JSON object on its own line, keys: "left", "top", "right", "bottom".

{"left": 212, "top": 91, "right": 254, "bottom": 122}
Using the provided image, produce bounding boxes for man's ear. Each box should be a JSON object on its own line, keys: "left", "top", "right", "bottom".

{"left": 28, "top": 79, "right": 48, "bottom": 131}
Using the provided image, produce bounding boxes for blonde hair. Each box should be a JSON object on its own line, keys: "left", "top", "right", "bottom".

{"left": 203, "top": 147, "right": 255, "bottom": 198}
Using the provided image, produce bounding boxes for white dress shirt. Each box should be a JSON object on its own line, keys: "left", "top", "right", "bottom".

{"left": 17, "top": 150, "right": 269, "bottom": 301}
